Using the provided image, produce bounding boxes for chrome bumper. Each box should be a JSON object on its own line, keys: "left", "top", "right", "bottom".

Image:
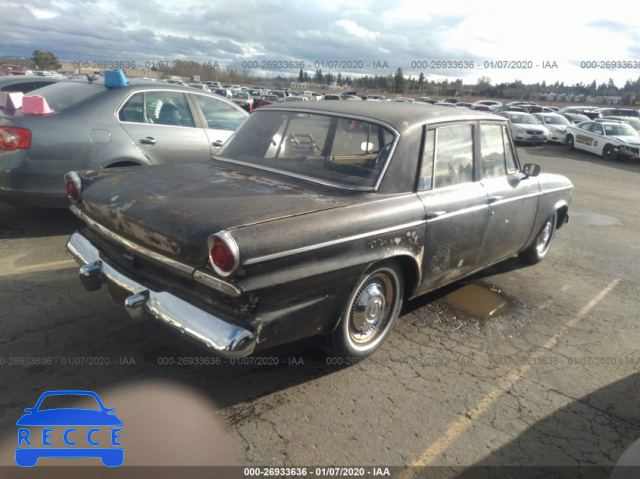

{"left": 66, "top": 231, "right": 256, "bottom": 358}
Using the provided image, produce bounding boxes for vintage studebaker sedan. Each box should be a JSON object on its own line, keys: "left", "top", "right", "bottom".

{"left": 65, "top": 102, "right": 572, "bottom": 359}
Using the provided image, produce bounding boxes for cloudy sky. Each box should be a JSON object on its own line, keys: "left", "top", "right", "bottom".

{"left": 3, "top": 0, "right": 640, "bottom": 88}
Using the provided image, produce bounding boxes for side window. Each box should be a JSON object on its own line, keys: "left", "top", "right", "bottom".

{"left": 591, "top": 124, "right": 604, "bottom": 135}
{"left": 418, "top": 129, "right": 434, "bottom": 190}
{"left": 33, "top": 81, "right": 55, "bottom": 89}
{"left": 118, "top": 93, "right": 144, "bottom": 123}
{"left": 145, "top": 91, "right": 195, "bottom": 127}
{"left": 480, "top": 123, "right": 506, "bottom": 179}
{"left": 192, "top": 95, "right": 247, "bottom": 131}
{"left": 1, "top": 82, "right": 35, "bottom": 93}
{"left": 433, "top": 125, "right": 473, "bottom": 188}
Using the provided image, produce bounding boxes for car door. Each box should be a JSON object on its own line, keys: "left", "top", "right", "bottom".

{"left": 476, "top": 122, "right": 540, "bottom": 266}
{"left": 190, "top": 93, "right": 248, "bottom": 153}
{"left": 586, "top": 122, "right": 606, "bottom": 154}
{"left": 574, "top": 122, "right": 598, "bottom": 153}
{"left": 415, "top": 123, "right": 490, "bottom": 294}
{"left": 118, "top": 90, "right": 212, "bottom": 165}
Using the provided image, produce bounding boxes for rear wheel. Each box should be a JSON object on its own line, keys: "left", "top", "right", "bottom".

{"left": 519, "top": 212, "right": 557, "bottom": 264}
{"left": 326, "top": 261, "right": 404, "bottom": 359}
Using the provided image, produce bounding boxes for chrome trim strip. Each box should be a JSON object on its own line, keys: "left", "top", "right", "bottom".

{"left": 542, "top": 185, "right": 573, "bottom": 194}
{"left": 243, "top": 219, "right": 426, "bottom": 266}
{"left": 193, "top": 269, "right": 242, "bottom": 297}
{"left": 70, "top": 205, "right": 194, "bottom": 278}
{"left": 482, "top": 190, "right": 542, "bottom": 207}
{"left": 428, "top": 203, "right": 487, "bottom": 221}
{"left": 67, "top": 232, "right": 255, "bottom": 357}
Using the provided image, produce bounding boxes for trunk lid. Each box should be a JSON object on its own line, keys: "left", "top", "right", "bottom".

{"left": 78, "top": 161, "right": 349, "bottom": 267}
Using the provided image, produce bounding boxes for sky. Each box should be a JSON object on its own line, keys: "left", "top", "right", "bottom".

{"left": 2, "top": 0, "right": 640, "bottom": 89}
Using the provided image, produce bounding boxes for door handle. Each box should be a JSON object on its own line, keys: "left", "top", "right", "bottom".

{"left": 425, "top": 211, "right": 446, "bottom": 219}
{"left": 139, "top": 137, "right": 157, "bottom": 145}
{"left": 212, "top": 140, "right": 224, "bottom": 147}
{"left": 487, "top": 196, "right": 503, "bottom": 204}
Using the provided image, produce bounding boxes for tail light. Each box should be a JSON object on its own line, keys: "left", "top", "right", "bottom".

{"left": 207, "top": 231, "right": 239, "bottom": 277}
{"left": 64, "top": 171, "right": 82, "bottom": 204}
{"left": 0, "top": 126, "right": 31, "bottom": 151}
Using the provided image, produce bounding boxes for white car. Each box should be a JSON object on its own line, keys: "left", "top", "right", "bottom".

{"left": 282, "top": 95, "right": 309, "bottom": 102}
{"left": 533, "top": 113, "right": 571, "bottom": 144}
{"left": 188, "top": 83, "right": 212, "bottom": 92}
{"left": 497, "top": 112, "right": 548, "bottom": 144}
{"left": 565, "top": 121, "right": 640, "bottom": 161}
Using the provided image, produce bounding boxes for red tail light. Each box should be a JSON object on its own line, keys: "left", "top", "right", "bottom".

{"left": 64, "top": 172, "right": 82, "bottom": 204}
{"left": 208, "top": 231, "right": 239, "bottom": 277}
{"left": 0, "top": 126, "right": 31, "bottom": 151}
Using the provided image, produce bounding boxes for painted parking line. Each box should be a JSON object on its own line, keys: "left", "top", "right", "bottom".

{"left": 397, "top": 277, "right": 621, "bottom": 478}
{"left": 0, "top": 259, "right": 77, "bottom": 277}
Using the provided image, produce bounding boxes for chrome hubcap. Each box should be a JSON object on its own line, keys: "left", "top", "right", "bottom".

{"left": 536, "top": 219, "right": 552, "bottom": 253}
{"left": 349, "top": 276, "right": 391, "bottom": 343}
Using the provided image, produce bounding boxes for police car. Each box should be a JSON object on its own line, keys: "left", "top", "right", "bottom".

{"left": 565, "top": 120, "right": 640, "bottom": 161}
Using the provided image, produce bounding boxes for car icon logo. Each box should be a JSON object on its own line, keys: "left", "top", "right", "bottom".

{"left": 15, "top": 390, "right": 123, "bottom": 467}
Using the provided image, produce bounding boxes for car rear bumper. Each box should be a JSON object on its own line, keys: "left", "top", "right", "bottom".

{"left": 66, "top": 231, "right": 256, "bottom": 358}
{"left": 0, "top": 157, "right": 97, "bottom": 208}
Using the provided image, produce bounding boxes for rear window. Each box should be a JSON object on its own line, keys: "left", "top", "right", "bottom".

{"left": 26, "top": 81, "right": 105, "bottom": 112}
{"left": 217, "top": 110, "right": 396, "bottom": 189}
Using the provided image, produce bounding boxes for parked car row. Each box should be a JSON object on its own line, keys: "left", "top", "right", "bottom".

{"left": 490, "top": 103, "right": 640, "bottom": 162}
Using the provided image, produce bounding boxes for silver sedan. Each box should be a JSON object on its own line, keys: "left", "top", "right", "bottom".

{"left": 0, "top": 73, "right": 248, "bottom": 207}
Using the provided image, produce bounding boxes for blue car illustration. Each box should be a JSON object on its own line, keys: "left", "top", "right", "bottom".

{"left": 16, "top": 390, "right": 123, "bottom": 467}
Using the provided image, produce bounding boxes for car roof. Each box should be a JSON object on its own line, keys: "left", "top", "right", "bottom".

{"left": 592, "top": 121, "right": 626, "bottom": 126}
{"left": 0, "top": 75, "right": 64, "bottom": 84}
{"left": 262, "top": 101, "right": 501, "bottom": 133}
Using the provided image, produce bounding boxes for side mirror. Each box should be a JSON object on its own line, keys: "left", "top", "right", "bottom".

{"left": 522, "top": 163, "right": 540, "bottom": 177}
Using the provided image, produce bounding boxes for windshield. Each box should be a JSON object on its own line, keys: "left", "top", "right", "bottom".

{"left": 543, "top": 115, "right": 570, "bottom": 125}
{"left": 26, "top": 81, "right": 105, "bottom": 112}
{"left": 603, "top": 123, "right": 639, "bottom": 137}
{"left": 510, "top": 114, "right": 539, "bottom": 125}
{"left": 217, "top": 110, "right": 396, "bottom": 189}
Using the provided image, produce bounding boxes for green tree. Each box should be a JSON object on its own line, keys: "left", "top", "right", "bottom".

{"left": 298, "top": 68, "right": 304, "bottom": 82}
{"left": 31, "top": 50, "right": 60, "bottom": 70}
{"left": 394, "top": 68, "right": 405, "bottom": 94}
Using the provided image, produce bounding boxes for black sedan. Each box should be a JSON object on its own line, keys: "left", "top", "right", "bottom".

{"left": 65, "top": 102, "right": 573, "bottom": 359}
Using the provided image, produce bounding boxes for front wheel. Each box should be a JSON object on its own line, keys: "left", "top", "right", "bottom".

{"left": 326, "top": 261, "right": 404, "bottom": 359}
{"left": 602, "top": 144, "right": 617, "bottom": 161}
{"left": 518, "top": 212, "right": 557, "bottom": 264}
{"left": 566, "top": 135, "right": 575, "bottom": 150}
